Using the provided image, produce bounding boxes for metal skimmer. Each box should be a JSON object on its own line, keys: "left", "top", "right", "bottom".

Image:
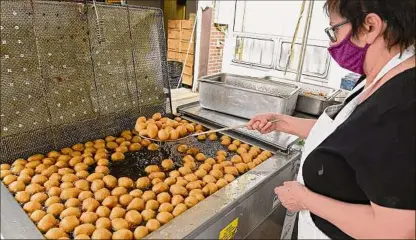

{"left": 0, "top": 0, "right": 171, "bottom": 163}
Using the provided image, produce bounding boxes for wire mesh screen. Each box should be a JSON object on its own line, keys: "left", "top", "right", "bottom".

{"left": 0, "top": 0, "right": 171, "bottom": 163}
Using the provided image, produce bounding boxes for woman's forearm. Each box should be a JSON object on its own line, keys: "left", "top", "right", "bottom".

{"left": 304, "top": 190, "right": 388, "bottom": 239}
{"left": 281, "top": 115, "right": 317, "bottom": 139}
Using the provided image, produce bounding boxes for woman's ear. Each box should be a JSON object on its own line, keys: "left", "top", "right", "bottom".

{"left": 362, "top": 13, "right": 385, "bottom": 45}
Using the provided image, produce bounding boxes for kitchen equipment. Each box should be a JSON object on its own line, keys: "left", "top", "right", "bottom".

{"left": 263, "top": 76, "right": 341, "bottom": 115}
{"left": 199, "top": 73, "right": 300, "bottom": 119}
{"left": 138, "top": 119, "right": 280, "bottom": 142}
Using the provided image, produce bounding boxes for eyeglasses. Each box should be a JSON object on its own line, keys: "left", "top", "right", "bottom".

{"left": 324, "top": 19, "right": 350, "bottom": 43}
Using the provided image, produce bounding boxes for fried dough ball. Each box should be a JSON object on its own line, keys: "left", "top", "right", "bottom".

{"left": 199, "top": 163, "right": 212, "bottom": 172}
{"left": 220, "top": 161, "right": 233, "bottom": 167}
{"left": 136, "top": 177, "right": 151, "bottom": 189}
{"left": 102, "top": 175, "right": 117, "bottom": 189}
{"left": 111, "top": 152, "right": 125, "bottom": 162}
{"left": 129, "top": 189, "right": 143, "bottom": 198}
{"left": 175, "top": 177, "right": 188, "bottom": 187}
{"left": 112, "top": 187, "right": 128, "bottom": 197}
{"left": 26, "top": 183, "right": 45, "bottom": 195}
{"left": 60, "top": 215, "right": 80, "bottom": 233}
{"left": 145, "top": 200, "right": 159, "bottom": 211}
{"left": 147, "top": 143, "right": 160, "bottom": 151}
{"left": 90, "top": 179, "right": 104, "bottom": 192}
{"left": 156, "top": 192, "right": 171, "bottom": 204}
{"left": 38, "top": 214, "right": 58, "bottom": 233}
{"left": 60, "top": 182, "right": 74, "bottom": 189}
{"left": 184, "top": 196, "right": 198, "bottom": 208}
{"left": 47, "top": 203, "right": 65, "bottom": 216}
{"left": 74, "top": 234, "right": 90, "bottom": 240}
{"left": 161, "top": 159, "right": 174, "bottom": 171}
{"left": 146, "top": 123, "right": 158, "bottom": 139}
{"left": 78, "top": 191, "right": 94, "bottom": 201}
{"left": 82, "top": 198, "right": 100, "bottom": 212}
{"left": 152, "top": 182, "right": 169, "bottom": 194}
{"left": 216, "top": 155, "right": 226, "bottom": 163}
{"left": 111, "top": 218, "right": 129, "bottom": 231}
{"left": 110, "top": 207, "right": 126, "bottom": 220}
{"left": 45, "top": 228, "right": 68, "bottom": 239}
{"left": 60, "top": 207, "right": 81, "bottom": 219}
{"left": 186, "top": 181, "right": 201, "bottom": 191}
{"left": 125, "top": 210, "right": 142, "bottom": 226}
{"left": 178, "top": 166, "right": 192, "bottom": 176}
{"left": 148, "top": 172, "right": 165, "bottom": 180}
{"left": 91, "top": 228, "right": 112, "bottom": 240}
{"left": 73, "top": 179, "right": 89, "bottom": 191}
{"left": 155, "top": 212, "right": 173, "bottom": 225}
{"left": 176, "top": 126, "right": 187, "bottom": 137}
{"left": 86, "top": 172, "right": 104, "bottom": 182}
{"left": 30, "top": 210, "right": 47, "bottom": 223}
{"left": 203, "top": 182, "right": 219, "bottom": 196}
{"left": 115, "top": 146, "right": 128, "bottom": 154}
{"left": 134, "top": 226, "right": 149, "bottom": 239}
{"left": 118, "top": 177, "right": 134, "bottom": 189}
{"left": 3, "top": 174, "right": 17, "bottom": 185}
{"left": 64, "top": 198, "right": 81, "bottom": 208}
{"left": 102, "top": 196, "right": 118, "bottom": 208}
{"left": 95, "top": 217, "right": 111, "bottom": 230}
{"left": 231, "top": 155, "right": 243, "bottom": 164}
{"left": 164, "top": 177, "right": 176, "bottom": 186}
{"left": 74, "top": 163, "right": 89, "bottom": 172}
{"left": 140, "top": 139, "right": 151, "bottom": 147}
{"left": 171, "top": 195, "right": 184, "bottom": 206}
{"left": 112, "top": 229, "right": 133, "bottom": 240}
{"left": 95, "top": 166, "right": 109, "bottom": 175}
{"left": 224, "top": 166, "right": 239, "bottom": 176}
{"left": 131, "top": 136, "right": 141, "bottom": 143}
{"left": 172, "top": 203, "right": 187, "bottom": 217}
{"left": 227, "top": 144, "right": 237, "bottom": 152}
{"left": 141, "top": 190, "right": 156, "bottom": 202}
{"left": 169, "top": 170, "right": 181, "bottom": 178}
{"left": 31, "top": 192, "right": 48, "bottom": 204}
{"left": 145, "top": 219, "right": 160, "bottom": 232}
{"left": 28, "top": 154, "right": 45, "bottom": 162}
{"left": 221, "top": 138, "right": 231, "bottom": 146}
{"left": 169, "top": 129, "right": 179, "bottom": 140}
{"left": 216, "top": 179, "right": 228, "bottom": 189}
{"left": 80, "top": 212, "right": 98, "bottom": 224}
{"left": 83, "top": 157, "right": 95, "bottom": 166}
{"left": 96, "top": 206, "right": 111, "bottom": 218}
{"left": 127, "top": 198, "right": 145, "bottom": 211}
{"left": 75, "top": 171, "right": 89, "bottom": 179}
{"left": 184, "top": 173, "right": 198, "bottom": 182}
{"left": 224, "top": 174, "right": 236, "bottom": 183}
{"left": 195, "top": 153, "right": 206, "bottom": 162}
{"left": 74, "top": 223, "right": 95, "bottom": 237}
{"left": 209, "top": 169, "right": 223, "bottom": 180}
{"left": 129, "top": 143, "right": 142, "bottom": 152}
{"left": 177, "top": 144, "right": 188, "bottom": 153}
{"left": 144, "top": 165, "right": 160, "bottom": 174}
{"left": 15, "top": 191, "right": 31, "bottom": 203}
{"left": 169, "top": 184, "right": 188, "bottom": 196}
{"left": 157, "top": 129, "right": 169, "bottom": 141}
{"left": 9, "top": 180, "right": 26, "bottom": 193}
{"left": 202, "top": 175, "right": 217, "bottom": 184}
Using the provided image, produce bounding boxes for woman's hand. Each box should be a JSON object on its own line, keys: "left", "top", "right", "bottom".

{"left": 275, "top": 181, "right": 310, "bottom": 212}
{"left": 247, "top": 113, "right": 291, "bottom": 134}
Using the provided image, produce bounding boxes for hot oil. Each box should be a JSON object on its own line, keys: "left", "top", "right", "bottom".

{"left": 106, "top": 136, "right": 232, "bottom": 180}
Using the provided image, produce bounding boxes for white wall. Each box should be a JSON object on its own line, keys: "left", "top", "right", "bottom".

{"left": 217, "top": 1, "right": 351, "bottom": 89}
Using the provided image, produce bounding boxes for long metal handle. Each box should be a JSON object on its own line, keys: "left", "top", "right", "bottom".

{"left": 190, "top": 119, "right": 280, "bottom": 137}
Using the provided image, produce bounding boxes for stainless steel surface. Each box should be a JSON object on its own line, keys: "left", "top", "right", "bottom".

{"left": 0, "top": 0, "right": 171, "bottom": 164}
{"left": 1, "top": 183, "right": 44, "bottom": 239}
{"left": 264, "top": 76, "right": 341, "bottom": 115}
{"left": 295, "top": 0, "right": 314, "bottom": 82}
{"left": 177, "top": 102, "right": 300, "bottom": 152}
{"left": 199, "top": 73, "right": 300, "bottom": 119}
{"left": 147, "top": 150, "right": 300, "bottom": 239}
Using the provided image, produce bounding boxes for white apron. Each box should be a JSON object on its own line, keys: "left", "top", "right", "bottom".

{"left": 296, "top": 47, "right": 414, "bottom": 239}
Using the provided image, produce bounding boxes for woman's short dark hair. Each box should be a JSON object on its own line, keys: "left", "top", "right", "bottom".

{"left": 324, "top": 0, "right": 415, "bottom": 52}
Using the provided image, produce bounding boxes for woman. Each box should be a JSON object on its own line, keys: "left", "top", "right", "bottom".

{"left": 248, "top": 0, "right": 415, "bottom": 239}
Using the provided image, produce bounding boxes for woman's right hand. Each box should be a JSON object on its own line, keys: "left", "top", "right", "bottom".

{"left": 247, "top": 113, "right": 291, "bottom": 134}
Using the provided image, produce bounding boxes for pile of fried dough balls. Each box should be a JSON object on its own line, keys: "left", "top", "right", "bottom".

{"left": 1, "top": 113, "right": 272, "bottom": 239}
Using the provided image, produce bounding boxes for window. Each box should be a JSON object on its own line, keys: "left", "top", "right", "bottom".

{"left": 233, "top": 36, "right": 274, "bottom": 68}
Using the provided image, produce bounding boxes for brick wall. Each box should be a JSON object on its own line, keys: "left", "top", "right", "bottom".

{"left": 207, "top": 11, "right": 226, "bottom": 75}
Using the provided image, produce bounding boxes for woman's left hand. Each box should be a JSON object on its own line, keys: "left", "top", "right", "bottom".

{"left": 275, "top": 181, "right": 310, "bottom": 212}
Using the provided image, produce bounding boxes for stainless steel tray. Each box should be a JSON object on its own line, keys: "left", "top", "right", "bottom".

{"left": 199, "top": 73, "right": 300, "bottom": 119}
{"left": 263, "top": 76, "right": 341, "bottom": 115}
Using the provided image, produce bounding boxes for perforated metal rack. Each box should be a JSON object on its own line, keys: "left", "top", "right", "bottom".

{"left": 0, "top": 0, "right": 172, "bottom": 163}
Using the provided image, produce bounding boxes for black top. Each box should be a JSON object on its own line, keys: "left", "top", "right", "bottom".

{"left": 303, "top": 67, "right": 416, "bottom": 239}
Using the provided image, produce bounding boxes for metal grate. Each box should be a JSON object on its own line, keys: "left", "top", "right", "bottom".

{"left": 0, "top": 0, "right": 171, "bottom": 163}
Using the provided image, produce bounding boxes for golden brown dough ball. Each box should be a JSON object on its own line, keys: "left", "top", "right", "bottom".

{"left": 129, "top": 143, "right": 142, "bottom": 152}
{"left": 152, "top": 182, "right": 169, "bottom": 194}
{"left": 119, "top": 194, "right": 133, "bottom": 207}
{"left": 74, "top": 223, "right": 95, "bottom": 237}
{"left": 145, "top": 219, "right": 161, "bottom": 232}
{"left": 198, "top": 163, "right": 212, "bottom": 172}
{"left": 184, "top": 196, "right": 199, "bottom": 208}
{"left": 96, "top": 206, "right": 111, "bottom": 218}
{"left": 136, "top": 177, "right": 151, "bottom": 190}
{"left": 10, "top": 165, "right": 24, "bottom": 175}
{"left": 175, "top": 178, "right": 188, "bottom": 187}
{"left": 105, "top": 136, "right": 117, "bottom": 142}
{"left": 15, "top": 191, "right": 31, "bottom": 204}
{"left": 26, "top": 160, "right": 42, "bottom": 170}
{"left": 60, "top": 207, "right": 81, "bottom": 219}
{"left": 220, "top": 161, "right": 233, "bottom": 168}
{"left": 144, "top": 165, "right": 160, "bottom": 174}
{"left": 146, "top": 123, "right": 159, "bottom": 139}
{"left": 164, "top": 177, "right": 176, "bottom": 186}
{"left": 112, "top": 229, "right": 133, "bottom": 240}
{"left": 26, "top": 183, "right": 45, "bottom": 195}
{"left": 106, "top": 141, "right": 118, "bottom": 150}
{"left": 161, "top": 159, "right": 174, "bottom": 171}
{"left": 131, "top": 136, "right": 141, "bottom": 143}
{"left": 83, "top": 157, "right": 95, "bottom": 166}
{"left": 45, "top": 228, "right": 68, "bottom": 239}
{"left": 194, "top": 169, "right": 207, "bottom": 179}
{"left": 134, "top": 226, "right": 148, "bottom": 239}
{"left": 183, "top": 155, "right": 195, "bottom": 163}
{"left": 140, "top": 139, "right": 151, "bottom": 147}
{"left": 74, "top": 179, "right": 89, "bottom": 191}
{"left": 224, "top": 174, "right": 236, "bottom": 183}
{"left": 102, "top": 175, "right": 117, "bottom": 189}
{"left": 227, "top": 144, "right": 237, "bottom": 152}
{"left": 30, "top": 210, "right": 47, "bottom": 223}
{"left": 111, "top": 218, "right": 129, "bottom": 231}
{"left": 203, "top": 158, "right": 215, "bottom": 165}
{"left": 177, "top": 144, "right": 188, "bottom": 153}
{"left": 38, "top": 214, "right": 58, "bottom": 233}
{"left": 151, "top": 178, "right": 162, "bottom": 186}
{"left": 47, "top": 151, "right": 61, "bottom": 158}
{"left": 9, "top": 181, "right": 26, "bottom": 193}
{"left": 60, "top": 215, "right": 80, "bottom": 233}
{"left": 78, "top": 191, "right": 94, "bottom": 201}
{"left": 178, "top": 166, "right": 192, "bottom": 176}
{"left": 203, "top": 182, "right": 219, "bottom": 196}
{"left": 209, "top": 169, "right": 223, "bottom": 180}
{"left": 236, "top": 147, "right": 247, "bottom": 155}
{"left": 69, "top": 156, "right": 82, "bottom": 167}
{"left": 171, "top": 195, "right": 184, "bottom": 206}
{"left": 74, "top": 163, "right": 89, "bottom": 172}
{"left": 156, "top": 212, "right": 173, "bottom": 225}
{"left": 169, "top": 184, "right": 188, "bottom": 196}
{"left": 127, "top": 198, "right": 145, "bottom": 211}
{"left": 112, "top": 187, "right": 128, "bottom": 197}
{"left": 224, "top": 166, "right": 239, "bottom": 176}
{"left": 216, "top": 155, "right": 226, "bottom": 163}
{"left": 158, "top": 129, "right": 169, "bottom": 141}
{"left": 118, "top": 177, "right": 134, "bottom": 189}
{"left": 115, "top": 146, "right": 129, "bottom": 154}
{"left": 111, "top": 152, "right": 125, "bottom": 162}
{"left": 28, "top": 154, "right": 45, "bottom": 162}
{"left": 129, "top": 189, "right": 143, "bottom": 198}
{"left": 148, "top": 172, "right": 166, "bottom": 180}
{"left": 80, "top": 212, "right": 98, "bottom": 224}
{"left": 186, "top": 181, "right": 202, "bottom": 191}
{"left": 102, "top": 196, "right": 118, "bottom": 208}
{"left": 95, "top": 166, "right": 109, "bottom": 175}
{"left": 145, "top": 199, "right": 159, "bottom": 211}
{"left": 168, "top": 129, "right": 178, "bottom": 140}
{"left": 172, "top": 203, "right": 187, "bottom": 217}
{"left": 142, "top": 190, "right": 157, "bottom": 201}
{"left": 91, "top": 228, "right": 112, "bottom": 240}
{"left": 184, "top": 124, "right": 195, "bottom": 133}
{"left": 221, "top": 138, "right": 231, "bottom": 146}
{"left": 253, "top": 158, "right": 262, "bottom": 166}
{"left": 82, "top": 198, "right": 100, "bottom": 212}
{"left": 90, "top": 179, "right": 104, "bottom": 192}
{"left": 47, "top": 203, "right": 65, "bottom": 216}
{"left": 156, "top": 192, "right": 171, "bottom": 204}
{"left": 125, "top": 210, "right": 142, "bottom": 226}
{"left": 231, "top": 155, "right": 243, "bottom": 164}
{"left": 0, "top": 163, "right": 10, "bottom": 170}
{"left": 216, "top": 179, "right": 228, "bottom": 189}
{"left": 202, "top": 175, "right": 217, "bottom": 184}
{"left": 31, "top": 192, "right": 48, "bottom": 204}
{"left": 95, "top": 217, "right": 111, "bottom": 230}
{"left": 86, "top": 172, "right": 104, "bottom": 182}
{"left": 235, "top": 163, "right": 248, "bottom": 174}
{"left": 74, "top": 234, "right": 90, "bottom": 240}
{"left": 208, "top": 133, "right": 218, "bottom": 141}
{"left": 147, "top": 143, "right": 160, "bottom": 151}
{"left": 195, "top": 153, "right": 207, "bottom": 162}
{"left": 109, "top": 207, "right": 126, "bottom": 220}
{"left": 64, "top": 198, "right": 81, "bottom": 208}
{"left": 169, "top": 170, "right": 181, "bottom": 178}
{"left": 21, "top": 168, "right": 36, "bottom": 177}
{"left": 176, "top": 126, "right": 187, "bottom": 137}
{"left": 184, "top": 173, "right": 198, "bottom": 182}
{"left": 60, "top": 182, "right": 74, "bottom": 189}
{"left": 3, "top": 174, "right": 17, "bottom": 185}
{"left": 35, "top": 163, "right": 50, "bottom": 174}
{"left": 157, "top": 202, "right": 173, "bottom": 213}
{"left": 94, "top": 152, "right": 107, "bottom": 161}
{"left": 197, "top": 134, "right": 207, "bottom": 141}
{"left": 152, "top": 113, "right": 162, "bottom": 121}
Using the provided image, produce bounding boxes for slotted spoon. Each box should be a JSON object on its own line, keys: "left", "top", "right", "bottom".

{"left": 137, "top": 119, "right": 280, "bottom": 142}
